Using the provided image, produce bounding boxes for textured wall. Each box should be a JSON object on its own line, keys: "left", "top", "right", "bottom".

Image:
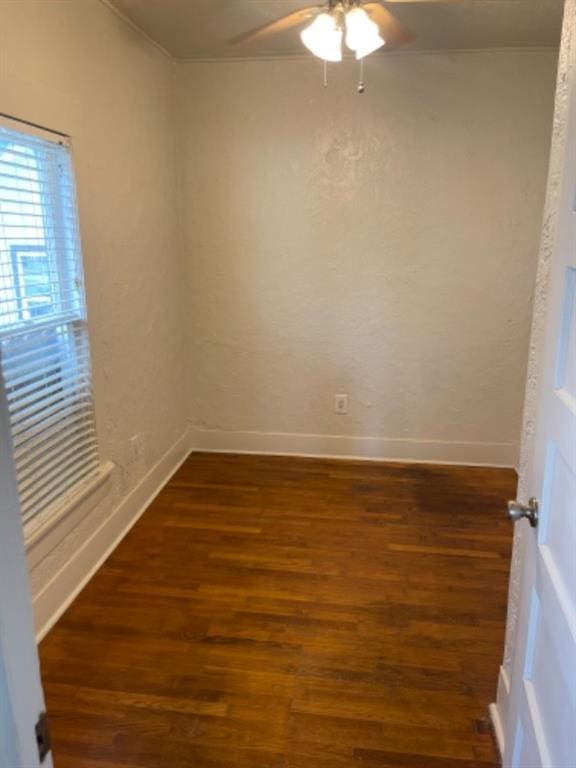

{"left": 0, "top": 0, "right": 187, "bottom": 597}
{"left": 178, "top": 51, "right": 557, "bottom": 463}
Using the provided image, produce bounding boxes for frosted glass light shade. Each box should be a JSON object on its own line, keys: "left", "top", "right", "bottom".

{"left": 300, "top": 13, "right": 343, "bottom": 62}
{"left": 345, "top": 7, "right": 385, "bottom": 59}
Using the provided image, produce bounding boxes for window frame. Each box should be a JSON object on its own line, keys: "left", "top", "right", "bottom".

{"left": 9, "top": 244, "right": 54, "bottom": 321}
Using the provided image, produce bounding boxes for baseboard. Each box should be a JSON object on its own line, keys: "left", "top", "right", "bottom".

{"left": 489, "top": 702, "right": 505, "bottom": 762}
{"left": 190, "top": 427, "right": 517, "bottom": 467}
{"left": 490, "top": 665, "right": 511, "bottom": 761}
{"left": 33, "top": 429, "right": 191, "bottom": 642}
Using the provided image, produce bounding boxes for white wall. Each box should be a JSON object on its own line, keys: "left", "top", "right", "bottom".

{"left": 178, "top": 51, "right": 557, "bottom": 466}
{"left": 0, "top": 0, "right": 188, "bottom": 635}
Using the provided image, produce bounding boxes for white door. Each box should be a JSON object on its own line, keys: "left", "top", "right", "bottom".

{"left": 502, "top": 8, "right": 576, "bottom": 767}
{"left": 0, "top": 378, "right": 52, "bottom": 765}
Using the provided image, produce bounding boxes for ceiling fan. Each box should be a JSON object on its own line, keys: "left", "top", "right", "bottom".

{"left": 229, "top": 0, "right": 441, "bottom": 61}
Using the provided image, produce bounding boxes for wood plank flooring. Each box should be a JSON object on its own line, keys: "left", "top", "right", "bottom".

{"left": 39, "top": 453, "right": 516, "bottom": 768}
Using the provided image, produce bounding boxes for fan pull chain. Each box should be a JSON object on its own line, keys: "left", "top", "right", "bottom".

{"left": 358, "top": 57, "right": 365, "bottom": 94}
{"left": 323, "top": 59, "right": 328, "bottom": 88}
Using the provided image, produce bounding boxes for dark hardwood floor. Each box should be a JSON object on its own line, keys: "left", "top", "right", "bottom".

{"left": 40, "top": 453, "right": 516, "bottom": 768}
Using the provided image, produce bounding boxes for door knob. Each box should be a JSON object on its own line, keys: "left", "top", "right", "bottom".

{"left": 508, "top": 497, "right": 539, "bottom": 528}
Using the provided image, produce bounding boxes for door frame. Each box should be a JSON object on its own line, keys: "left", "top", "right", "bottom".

{"left": 0, "top": 374, "right": 52, "bottom": 767}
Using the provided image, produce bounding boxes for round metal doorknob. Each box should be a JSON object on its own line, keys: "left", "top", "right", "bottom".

{"left": 507, "top": 497, "right": 539, "bottom": 528}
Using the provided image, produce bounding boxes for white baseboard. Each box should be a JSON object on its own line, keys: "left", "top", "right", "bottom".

{"left": 490, "top": 665, "right": 511, "bottom": 761}
{"left": 489, "top": 702, "right": 505, "bottom": 762}
{"left": 191, "top": 427, "right": 517, "bottom": 467}
{"left": 33, "top": 429, "right": 191, "bottom": 642}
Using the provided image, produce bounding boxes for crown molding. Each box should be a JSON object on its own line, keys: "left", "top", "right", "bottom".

{"left": 98, "top": 0, "right": 174, "bottom": 61}
{"left": 176, "top": 45, "right": 559, "bottom": 64}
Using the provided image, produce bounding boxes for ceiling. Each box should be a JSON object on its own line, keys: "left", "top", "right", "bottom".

{"left": 108, "top": 0, "right": 564, "bottom": 60}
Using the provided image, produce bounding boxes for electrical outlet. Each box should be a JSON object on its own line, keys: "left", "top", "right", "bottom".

{"left": 334, "top": 394, "right": 349, "bottom": 415}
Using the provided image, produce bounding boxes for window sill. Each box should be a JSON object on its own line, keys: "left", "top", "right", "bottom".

{"left": 25, "top": 461, "right": 114, "bottom": 571}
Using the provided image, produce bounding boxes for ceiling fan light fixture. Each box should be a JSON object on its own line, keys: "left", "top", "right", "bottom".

{"left": 300, "top": 12, "right": 343, "bottom": 62}
{"left": 345, "top": 7, "right": 385, "bottom": 59}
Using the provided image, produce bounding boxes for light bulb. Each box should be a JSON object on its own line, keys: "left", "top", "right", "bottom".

{"left": 300, "top": 13, "right": 343, "bottom": 62}
{"left": 345, "top": 7, "right": 385, "bottom": 59}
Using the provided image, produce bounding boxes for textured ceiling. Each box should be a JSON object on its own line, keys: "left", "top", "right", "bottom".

{"left": 108, "top": 0, "right": 564, "bottom": 59}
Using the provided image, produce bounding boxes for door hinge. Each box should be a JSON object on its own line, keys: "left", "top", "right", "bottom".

{"left": 35, "top": 712, "right": 51, "bottom": 763}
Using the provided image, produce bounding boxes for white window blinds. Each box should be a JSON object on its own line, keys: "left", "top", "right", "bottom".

{"left": 0, "top": 122, "right": 99, "bottom": 525}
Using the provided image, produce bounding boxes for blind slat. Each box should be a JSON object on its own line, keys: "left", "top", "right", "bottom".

{"left": 6, "top": 350, "right": 91, "bottom": 392}
{"left": 6, "top": 361, "right": 92, "bottom": 407}
{"left": 13, "top": 407, "right": 94, "bottom": 454}
{"left": 18, "top": 439, "right": 98, "bottom": 501}
{"left": 17, "top": 433, "right": 98, "bottom": 491}
{"left": 0, "top": 312, "right": 84, "bottom": 341}
{"left": 20, "top": 457, "right": 100, "bottom": 524}
{"left": 10, "top": 383, "right": 91, "bottom": 433}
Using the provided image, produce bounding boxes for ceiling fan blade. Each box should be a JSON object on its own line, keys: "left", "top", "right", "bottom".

{"left": 229, "top": 7, "right": 319, "bottom": 45}
{"left": 363, "top": 2, "right": 416, "bottom": 49}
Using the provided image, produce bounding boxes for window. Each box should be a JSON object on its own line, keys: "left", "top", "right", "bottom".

{"left": 0, "top": 120, "right": 99, "bottom": 525}
{"left": 11, "top": 245, "right": 54, "bottom": 320}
